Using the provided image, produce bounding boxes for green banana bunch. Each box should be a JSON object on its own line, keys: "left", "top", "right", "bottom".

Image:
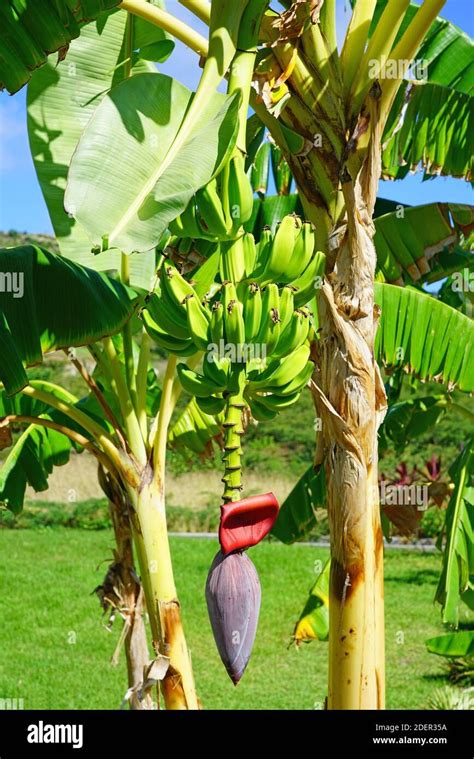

{"left": 203, "top": 354, "right": 231, "bottom": 386}
{"left": 246, "top": 395, "right": 278, "bottom": 421}
{"left": 257, "top": 215, "right": 302, "bottom": 285}
{"left": 176, "top": 363, "right": 224, "bottom": 398}
{"left": 253, "top": 390, "right": 301, "bottom": 411}
{"left": 168, "top": 198, "right": 202, "bottom": 239}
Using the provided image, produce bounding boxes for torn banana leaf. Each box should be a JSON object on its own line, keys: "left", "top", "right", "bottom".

{"left": 293, "top": 559, "right": 330, "bottom": 644}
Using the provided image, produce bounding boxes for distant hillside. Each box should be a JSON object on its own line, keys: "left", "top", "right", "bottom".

{"left": 0, "top": 230, "right": 59, "bottom": 252}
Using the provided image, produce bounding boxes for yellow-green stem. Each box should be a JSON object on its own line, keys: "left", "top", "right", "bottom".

{"left": 341, "top": 0, "right": 377, "bottom": 94}
{"left": 102, "top": 337, "right": 147, "bottom": 465}
{"left": 119, "top": 0, "right": 208, "bottom": 55}
{"left": 152, "top": 355, "right": 178, "bottom": 480}
{"left": 179, "top": 0, "right": 211, "bottom": 25}
{"left": 121, "top": 254, "right": 138, "bottom": 411}
{"left": 136, "top": 330, "right": 151, "bottom": 441}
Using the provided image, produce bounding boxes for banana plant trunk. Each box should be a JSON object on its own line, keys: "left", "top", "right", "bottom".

{"left": 310, "top": 124, "right": 388, "bottom": 708}
{"left": 128, "top": 470, "right": 199, "bottom": 710}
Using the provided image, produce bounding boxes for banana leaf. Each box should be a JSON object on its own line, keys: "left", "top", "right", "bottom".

{"left": 0, "top": 245, "right": 139, "bottom": 395}
{"left": 435, "top": 440, "right": 474, "bottom": 626}
{"left": 65, "top": 73, "right": 240, "bottom": 254}
{"left": 426, "top": 631, "right": 474, "bottom": 658}
{"left": 374, "top": 283, "right": 474, "bottom": 393}
{"left": 271, "top": 466, "right": 326, "bottom": 544}
{"left": 168, "top": 397, "right": 223, "bottom": 456}
{"left": 27, "top": 4, "right": 172, "bottom": 288}
{"left": 0, "top": 0, "right": 122, "bottom": 93}
{"left": 293, "top": 559, "right": 330, "bottom": 644}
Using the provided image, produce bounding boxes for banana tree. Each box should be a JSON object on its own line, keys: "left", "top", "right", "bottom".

{"left": 1, "top": 0, "right": 472, "bottom": 711}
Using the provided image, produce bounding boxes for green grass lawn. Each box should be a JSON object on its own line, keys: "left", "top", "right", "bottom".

{"left": 0, "top": 529, "right": 454, "bottom": 710}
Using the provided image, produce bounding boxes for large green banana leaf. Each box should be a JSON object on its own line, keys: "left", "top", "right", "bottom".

{"left": 435, "top": 440, "right": 474, "bottom": 626}
{"left": 27, "top": 6, "right": 172, "bottom": 289}
{"left": 380, "top": 395, "right": 448, "bottom": 452}
{"left": 0, "top": 245, "right": 140, "bottom": 395}
{"left": 374, "top": 283, "right": 474, "bottom": 393}
{"left": 64, "top": 73, "right": 240, "bottom": 254}
{"left": 0, "top": 0, "right": 122, "bottom": 94}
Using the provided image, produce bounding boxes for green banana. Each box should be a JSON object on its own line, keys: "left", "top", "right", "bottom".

{"left": 185, "top": 294, "right": 211, "bottom": 351}
{"left": 176, "top": 363, "right": 224, "bottom": 398}
{"left": 278, "top": 285, "right": 295, "bottom": 333}
{"left": 242, "top": 232, "right": 257, "bottom": 278}
{"left": 272, "top": 308, "right": 311, "bottom": 358}
{"left": 271, "top": 144, "right": 292, "bottom": 196}
{"left": 254, "top": 390, "right": 301, "bottom": 411}
{"left": 283, "top": 222, "right": 316, "bottom": 283}
{"left": 220, "top": 236, "right": 246, "bottom": 284}
{"left": 210, "top": 300, "right": 225, "bottom": 345}
{"left": 169, "top": 197, "right": 202, "bottom": 239}
{"left": 196, "top": 394, "right": 227, "bottom": 415}
{"left": 142, "top": 312, "right": 196, "bottom": 356}
{"left": 256, "top": 283, "right": 281, "bottom": 356}
{"left": 222, "top": 282, "right": 245, "bottom": 348}
{"left": 203, "top": 353, "right": 231, "bottom": 386}
{"left": 195, "top": 178, "right": 229, "bottom": 240}
{"left": 292, "top": 251, "right": 326, "bottom": 308}
{"left": 266, "top": 360, "right": 313, "bottom": 396}
{"left": 259, "top": 214, "right": 302, "bottom": 284}
{"left": 249, "top": 344, "right": 310, "bottom": 390}
{"left": 250, "top": 226, "right": 273, "bottom": 280}
{"left": 160, "top": 263, "right": 196, "bottom": 323}
{"left": 226, "top": 151, "right": 254, "bottom": 236}
{"left": 247, "top": 395, "right": 278, "bottom": 421}
{"left": 144, "top": 292, "right": 191, "bottom": 341}
{"left": 243, "top": 282, "right": 262, "bottom": 342}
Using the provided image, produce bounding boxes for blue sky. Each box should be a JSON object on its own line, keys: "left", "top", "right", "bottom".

{"left": 0, "top": 0, "right": 472, "bottom": 233}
